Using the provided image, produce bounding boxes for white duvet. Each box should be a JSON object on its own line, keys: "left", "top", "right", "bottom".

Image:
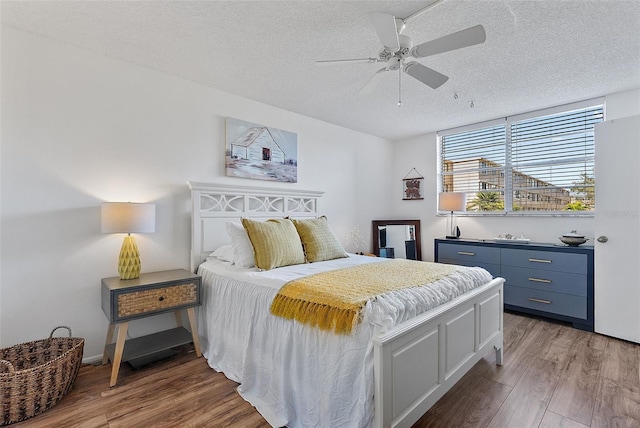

{"left": 197, "top": 254, "right": 492, "bottom": 428}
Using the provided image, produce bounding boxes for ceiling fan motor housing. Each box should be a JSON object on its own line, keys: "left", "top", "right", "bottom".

{"left": 380, "top": 34, "right": 412, "bottom": 62}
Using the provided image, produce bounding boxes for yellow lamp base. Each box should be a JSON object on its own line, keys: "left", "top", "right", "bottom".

{"left": 118, "top": 235, "right": 141, "bottom": 280}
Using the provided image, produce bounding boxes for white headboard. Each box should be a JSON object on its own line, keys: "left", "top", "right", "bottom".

{"left": 188, "top": 181, "right": 324, "bottom": 272}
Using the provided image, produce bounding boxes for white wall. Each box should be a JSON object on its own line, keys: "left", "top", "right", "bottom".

{"left": 0, "top": 26, "right": 394, "bottom": 360}
{"left": 392, "top": 89, "right": 640, "bottom": 261}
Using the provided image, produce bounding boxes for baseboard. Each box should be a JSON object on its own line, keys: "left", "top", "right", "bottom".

{"left": 83, "top": 354, "right": 104, "bottom": 365}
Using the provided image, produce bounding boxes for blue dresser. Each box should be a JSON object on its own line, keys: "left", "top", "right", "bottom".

{"left": 435, "top": 239, "right": 594, "bottom": 331}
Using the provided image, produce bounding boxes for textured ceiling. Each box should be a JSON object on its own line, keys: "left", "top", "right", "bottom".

{"left": 2, "top": 0, "right": 640, "bottom": 141}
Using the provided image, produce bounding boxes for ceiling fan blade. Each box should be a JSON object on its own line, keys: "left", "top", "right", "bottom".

{"left": 359, "top": 67, "right": 392, "bottom": 95}
{"left": 410, "top": 25, "right": 486, "bottom": 58}
{"left": 369, "top": 12, "right": 400, "bottom": 52}
{"left": 403, "top": 61, "right": 449, "bottom": 89}
{"left": 315, "top": 58, "right": 379, "bottom": 67}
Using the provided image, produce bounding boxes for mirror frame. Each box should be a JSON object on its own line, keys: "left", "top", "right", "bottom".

{"left": 372, "top": 220, "right": 421, "bottom": 260}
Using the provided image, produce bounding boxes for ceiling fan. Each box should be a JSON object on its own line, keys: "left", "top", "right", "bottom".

{"left": 316, "top": 5, "right": 486, "bottom": 103}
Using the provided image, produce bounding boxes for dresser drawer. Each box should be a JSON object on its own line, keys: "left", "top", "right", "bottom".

{"left": 501, "top": 248, "right": 587, "bottom": 274}
{"left": 102, "top": 270, "right": 202, "bottom": 323}
{"left": 502, "top": 266, "right": 587, "bottom": 297}
{"left": 505, "top": 285, "right": 587, "bottom": 320}
{"left": 114, "top": 282, "right": 199, "bottom": 321}
{"left": 437, "top": 243, "right": 501, "bottom": 265}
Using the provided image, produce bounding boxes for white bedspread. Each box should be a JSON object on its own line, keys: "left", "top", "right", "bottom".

{"left": 197, "top": 255, "right": 492, "bottom": 428}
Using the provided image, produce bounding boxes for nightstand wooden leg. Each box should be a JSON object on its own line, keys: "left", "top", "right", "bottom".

{"left": 186, "top": 307, "right": 202, "bottom": 358}
{"left": 175, "top": 310, "right": 183, "bottom": 327}
{"left": 102, "top": 323, "right": 116, "bottom": 365}
{"left": 110, "top": 322, "right": 129, "bottom": 387}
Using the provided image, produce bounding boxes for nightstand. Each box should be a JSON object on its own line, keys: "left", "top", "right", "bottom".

{"left": 101, "top": 269, "right": 202, "bottom": 386}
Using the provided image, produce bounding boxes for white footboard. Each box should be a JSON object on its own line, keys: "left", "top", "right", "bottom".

{"left": 373, "top": 278, "right": 504, "bottom": 428}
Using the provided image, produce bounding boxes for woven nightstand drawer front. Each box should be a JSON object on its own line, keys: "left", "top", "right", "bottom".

{"left": 117, "top": 283, "right": 198, "bottom": 318}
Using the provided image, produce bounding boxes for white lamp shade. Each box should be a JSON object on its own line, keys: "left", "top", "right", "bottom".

{"left": 101, "top": 202, "right": 156, "bottom": 234}
{"left": 439, "top": 192, "right": 466, "bottom": 212}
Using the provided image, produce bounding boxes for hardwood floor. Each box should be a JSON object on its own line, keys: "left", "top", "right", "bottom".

{"left": 12, "top": 312, "right": 640, "bottom": 427}
{"left": 414, "top": 313, "right": 640, "bottom": 428}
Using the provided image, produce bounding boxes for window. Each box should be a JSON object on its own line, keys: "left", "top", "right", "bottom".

{"left": 439, "top": 99, "right": 603, "bottom": 214}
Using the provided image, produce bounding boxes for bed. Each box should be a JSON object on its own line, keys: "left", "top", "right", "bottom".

{"left": 188, "top": 181, "right": 504, "bottom": 428}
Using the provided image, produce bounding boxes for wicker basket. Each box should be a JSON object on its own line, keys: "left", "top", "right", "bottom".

{"left": 0, "top": 326, "right": 84, "bottom": 426}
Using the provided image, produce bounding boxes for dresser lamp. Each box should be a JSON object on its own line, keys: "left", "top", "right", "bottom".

{"left": 439, "top": 192, "right": 466, "bottom": 239}
{"left": 101, "top": 202, "right": 155, "bottom": 279}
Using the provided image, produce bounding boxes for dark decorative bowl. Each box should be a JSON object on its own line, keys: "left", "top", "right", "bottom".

{"left": 559, "top": 236, "right": 588, "bottom": 246}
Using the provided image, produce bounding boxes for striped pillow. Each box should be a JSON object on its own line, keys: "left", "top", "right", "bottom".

{"left": 241, "top": 218, "right": 305, "bottom": 270}
{"left": 292, "top": 216, "right": 348, "bottom": 263}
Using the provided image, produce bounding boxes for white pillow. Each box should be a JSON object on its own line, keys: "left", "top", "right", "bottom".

{"left": 226, "top": 222, "right": 255, "bottom": 268}
{"left": 207, "top": 244, "right": 234, "bottom": 263}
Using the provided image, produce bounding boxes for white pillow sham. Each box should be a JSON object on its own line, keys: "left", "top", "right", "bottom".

{"left": 226, "top": 221, "right": 255, "bottom": 268}
{"left": 207, "top": 244, "right": 235, "bottom": 263}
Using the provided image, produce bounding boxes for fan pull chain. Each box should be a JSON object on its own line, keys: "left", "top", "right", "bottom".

{"left": 398, "top": 69, "right": 402, "bottom": 107}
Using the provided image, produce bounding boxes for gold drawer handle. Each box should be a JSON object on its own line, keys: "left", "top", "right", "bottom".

{"left": 528, "top": 277, "right": 552, "bottom": 284}
{"left": 529, "top": 258, "right": 552, "bottom": 264}
{"left": 528, "top": 297, "right": 552, "bottom": 304}
{"left": 458, "top": 251, "right": 476, "bottom": 256}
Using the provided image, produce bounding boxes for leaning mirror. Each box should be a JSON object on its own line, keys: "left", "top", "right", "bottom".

{"left": 372, "top": 220, "right": 421, "bottom": 260}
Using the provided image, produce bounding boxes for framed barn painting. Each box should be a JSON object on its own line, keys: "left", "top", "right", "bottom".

{"left": 225, "top": 117, "right": 298, "bottom": 183}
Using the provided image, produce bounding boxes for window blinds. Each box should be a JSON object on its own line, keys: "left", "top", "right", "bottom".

{"left": 439, "top": 101, "right": 603, "bottom": 213}
{"left": 440, "top": 125, "right": 505, "bottom": 194}
{"left": 511, "top": 106, "right": 603, "bottom": 210}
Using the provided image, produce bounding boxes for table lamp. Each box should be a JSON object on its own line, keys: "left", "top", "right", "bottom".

{"left": 438, "top": 192, "right": 466, "bottom": 239}
{"left": 101, "top": 202, "right": 155, "bottom": 279}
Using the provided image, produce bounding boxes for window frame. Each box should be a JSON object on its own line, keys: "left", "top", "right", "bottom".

{"left": 437, "top": 98, "right": 604, "bottom": 217}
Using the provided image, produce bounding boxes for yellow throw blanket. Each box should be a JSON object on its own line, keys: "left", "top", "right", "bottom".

{"left": 270, "top": 259, "right": 458, "bottom": 334}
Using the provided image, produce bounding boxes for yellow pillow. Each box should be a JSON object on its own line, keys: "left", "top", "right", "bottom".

{"left": 241, "top": 218, "right": 305, "bottom": 270}
{"left": 292, "top": 216, "right": 348, "bottom": 263}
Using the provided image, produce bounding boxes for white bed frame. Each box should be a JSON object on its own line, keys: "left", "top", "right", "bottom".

{"left": 188, "top": 181, "right": 504, "bottom": 428}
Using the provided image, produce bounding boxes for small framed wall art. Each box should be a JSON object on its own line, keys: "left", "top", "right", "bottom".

{"left": 402, "top": 168, "right": 424, "bottom": 200}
